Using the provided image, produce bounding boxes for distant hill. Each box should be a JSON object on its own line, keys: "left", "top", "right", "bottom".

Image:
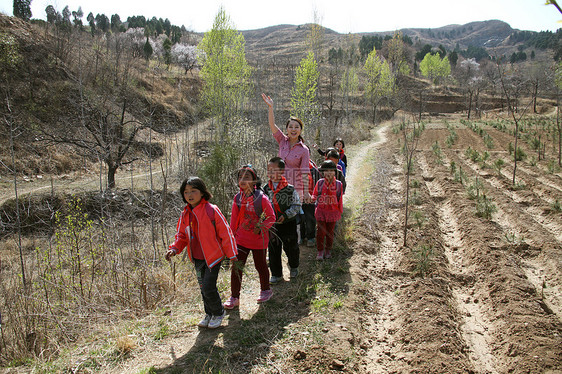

{"left": 241, "top": 20, "right": 540, "bottom": 62}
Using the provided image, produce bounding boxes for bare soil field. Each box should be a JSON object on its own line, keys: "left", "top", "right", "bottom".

{"left": 1, "top": 114, "right": 561, "bottom": 374}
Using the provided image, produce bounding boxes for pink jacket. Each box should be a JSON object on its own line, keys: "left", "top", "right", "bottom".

{"left": 169, "top": 200, "right": 237, "bottom": 268}
{"left": 230, "top": 190, "right": 276, "bottom": 250}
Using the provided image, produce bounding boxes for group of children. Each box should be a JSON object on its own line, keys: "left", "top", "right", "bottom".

{"left": 165, "top": 140, "right": 348, "bottom": 329}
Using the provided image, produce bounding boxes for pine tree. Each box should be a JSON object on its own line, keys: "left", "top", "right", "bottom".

{"left": 13, "top": 0, "right": 32, "bottom": 21}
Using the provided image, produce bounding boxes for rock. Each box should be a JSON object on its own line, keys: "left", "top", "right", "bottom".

{"left": 293, "top": 350, "right": 306, "bottom": 360}
{"left": 330, "top": 359, "right": 345, "bottom": 370}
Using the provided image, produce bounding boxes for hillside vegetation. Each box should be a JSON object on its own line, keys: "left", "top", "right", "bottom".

{"left": 0, "top": 9, "right": 561, "bottom": 373}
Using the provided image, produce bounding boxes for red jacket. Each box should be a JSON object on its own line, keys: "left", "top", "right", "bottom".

{"left": 169, "top": 200, "right": 237, "bottom": 268}
{"left": 230, "top": 190, "right": 276, "bottom": 250}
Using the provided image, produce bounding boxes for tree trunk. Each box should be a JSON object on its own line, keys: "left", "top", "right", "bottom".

{"left": 107, "top": 164, "right": 118, "bottom": 189}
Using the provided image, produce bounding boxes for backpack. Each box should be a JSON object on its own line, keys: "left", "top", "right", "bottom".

{"left": 308, "top": 160, "right": 321, "bottom": 194}
{"left": 316, "top": 179, "right": 342, "bottom": 202}
{"left": 234, "top": 188, "right": 264, "bottom": 217}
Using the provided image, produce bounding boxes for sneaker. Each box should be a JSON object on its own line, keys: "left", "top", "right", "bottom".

{"left": 306, "top": 239, "right": 316, "bottom": 247}
{"left": 257, "top": 289, "right": 273, "bottom": 303}
{"left": 298, "top": 238, "right": 303, "bottom": 245}
{"left": 207, "top": 311, "right": 226, "bottom": 329}
{"left": 324, "top": 250, "right": 332, "bottom": 259}
{"left": 197, "top": 314, "right": 211, "bottom": 328}
{"left": 316, "top": 251, "right": 324, "bottom": 260}
{"left": 290, "top": 268, "right": 299, "bottom": 278}
{"left": 223, "top": 296, "right": 239, "bottom": 310}
{"left": 270, "top": 275, "right": 283, "bottom": 284}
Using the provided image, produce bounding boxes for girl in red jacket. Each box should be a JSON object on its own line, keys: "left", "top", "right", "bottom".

{"left": 224, "top": 165, "right": 276, "bottom": 309}
{"left": 312, "top": 160, "right": 343, "bottom": 260}
{"left": 166, "top": 177, "right": 237, "bottom": 329}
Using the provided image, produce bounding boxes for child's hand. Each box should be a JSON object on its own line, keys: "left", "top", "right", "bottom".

{"left": 165, "top": 249, "right": 176, "bottom": 261}
{"left": 253, "top": 227, "right": 261, "bottom": 235}
{"left": 230, "top": 256, "right": 238, "bottom": 262}
{"left": 261, "top": 93, "right": 273, "bottom": 108}
{"left": 276, "top": 215, "right": 285, "bottom": 224}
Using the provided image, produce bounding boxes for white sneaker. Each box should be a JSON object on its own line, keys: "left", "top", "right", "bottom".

{"left": 207, "top": 311, "right": 226, "bottom": 329}
{"left": 197, "top": 314, "right": 211, "bottom": 327}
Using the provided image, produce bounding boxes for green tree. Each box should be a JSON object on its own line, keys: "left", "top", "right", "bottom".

{"left": 419, "top": 52, "right": 450, "bottom": 84}
{"left": 45, "top": 5, "right": 56, "bottom": 26}
{"left": 87, "top": 12, "right": 96, "bottom": 36}
{"left": 363, "top": 47, "right": 395, "bottom": 123}
{"left": 291, "top": 51, "right": 320, "bottom": 128}
{"left": 13, "top": 0, "right": 32, "bottom": 21}
{"left": 163, "top": 37, "right": 172, "bottom": 67}
{"left": 143, "top": 37, "right": 153, "bottom": 60}
{"left": 110, "top": 14, "right": 122, "bottom": 32}
{"left": 198, "top": 7, "right": 252, "bottom": 137}
{"left": 386, "top": 32, "right": 411, "bottom": 76}
{"left": 340, "top": 66, "right": 358, "bottom": 122}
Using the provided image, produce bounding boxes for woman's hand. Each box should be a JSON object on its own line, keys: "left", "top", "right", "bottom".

{"left": 302, "top": 191, "right": 312, "bottom": 204}
{"left": 261, "top": 93, "right": 273, "bottom": 108}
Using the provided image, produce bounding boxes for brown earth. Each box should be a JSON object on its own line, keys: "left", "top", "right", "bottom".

{"left": 1, "top": 114, "right": 561, "bottom": 373}
{"left": 54, "top": 115, "right": 560, "bottom": 374}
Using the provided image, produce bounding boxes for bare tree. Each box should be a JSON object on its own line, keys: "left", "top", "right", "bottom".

{"left": 42, "top": 96, "right": 146, "bottom": 189}
{"left": 402, "top": 116, "right": 424, "bottom": 247}
{"left": 495, "top": 57, "right": 532, "bottom": 185}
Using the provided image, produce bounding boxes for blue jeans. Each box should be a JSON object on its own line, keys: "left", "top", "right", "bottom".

{"left": 194, "top": 259, "right": 224, "bottom": 316}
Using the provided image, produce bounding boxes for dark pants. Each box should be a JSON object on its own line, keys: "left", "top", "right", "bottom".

{"left": 194, "top": 259, "right": 224, "bottom": 317}
{"left": 300, "top": 204, "right": 317, "bottom": 241}
{"left": 269, "top": 220, "right": 299, "bottom": 277}
{"left": 231, "top": 245, "right": 270, "bottom": 298}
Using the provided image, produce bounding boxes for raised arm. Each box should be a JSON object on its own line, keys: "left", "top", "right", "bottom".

{"left": 261, "top": 93, "right": 281, "bottom": 136}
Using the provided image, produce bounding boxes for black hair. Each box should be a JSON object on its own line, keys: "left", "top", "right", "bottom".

{"left": 333, "top": 138, "right": 345, "bottom": 148}
{"left": 237, "top": 165, "right": 262, "bottom": 189}
{"left": 326, "top": 147, "right": 340, "bottom": 160}
{"left": 268, "top": 156, "right": 285, "bottom": 170}
{"left": 319, "top": 160, "right": 337, "bottom": 172}
{"left": 180, "top": 176, "right": 212, "bottom": 203}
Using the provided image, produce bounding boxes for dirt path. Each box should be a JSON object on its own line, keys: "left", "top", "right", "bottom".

{"left": 5, "top": 117, "right": 561, "bottom": 374}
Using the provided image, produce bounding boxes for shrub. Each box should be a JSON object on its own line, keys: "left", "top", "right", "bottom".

{"left": 412, "top": 244, "right": 434, "bottom": 277}
{"left": 476, "top": 193, "right": 496, "bottom": 220}
{"left": 493, "top": 158, "right": 505, "bottom": 175}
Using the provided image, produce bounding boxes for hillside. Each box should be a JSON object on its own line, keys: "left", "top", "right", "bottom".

{"left": 241, "top": 19, "right": 539, "bottom": 63}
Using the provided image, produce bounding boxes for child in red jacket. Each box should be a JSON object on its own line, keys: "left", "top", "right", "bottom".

{"left": 312, "top": 160, "right": 343, "bottom": 260}
{"left": 224, "top": 165, "right": 276, "bottom": 309}
{"left": 166, "top": 177, "right": 237, "bottom": 329}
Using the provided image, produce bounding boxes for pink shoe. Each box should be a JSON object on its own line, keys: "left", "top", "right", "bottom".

{"left": 316, "top": 251, "right": 324, "bottom": 260}
{"left": 223, "top": 296, "right": 239, "bottom": 309}
{"left": 324, "top": 250, "right": 331, "bottom": 259}
{"left": 257, "top": 289, "right": 273, "bottom": 303}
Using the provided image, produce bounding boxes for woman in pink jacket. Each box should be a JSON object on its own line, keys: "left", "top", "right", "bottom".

{"left": 166, "top": 177, "right": 237, "bottom": 329}
{"left": 224, "top": 165, "right": 276, "bottom": 309}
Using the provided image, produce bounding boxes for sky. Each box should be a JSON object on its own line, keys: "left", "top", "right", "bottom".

{"left": 1, "top": 0, "right": 560, "bottom": 34}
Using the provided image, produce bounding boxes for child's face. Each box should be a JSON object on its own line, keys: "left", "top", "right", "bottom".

{"left": 267, "top": 163, "right": 284, "bottom": 183}
{"left": 184, "top": 185, "right": 203, "bottom": 207}
{"left": 334, "top": 141, "right": 343, "bottom": 150}
{"left": 238, "top": 171, "right": 255, "bottom": 192}
{"left": 328, "top": 157, "right": 339, "bottom": 165}
{"left": 322, "top": 169, "right": 336, "bottom": 181}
